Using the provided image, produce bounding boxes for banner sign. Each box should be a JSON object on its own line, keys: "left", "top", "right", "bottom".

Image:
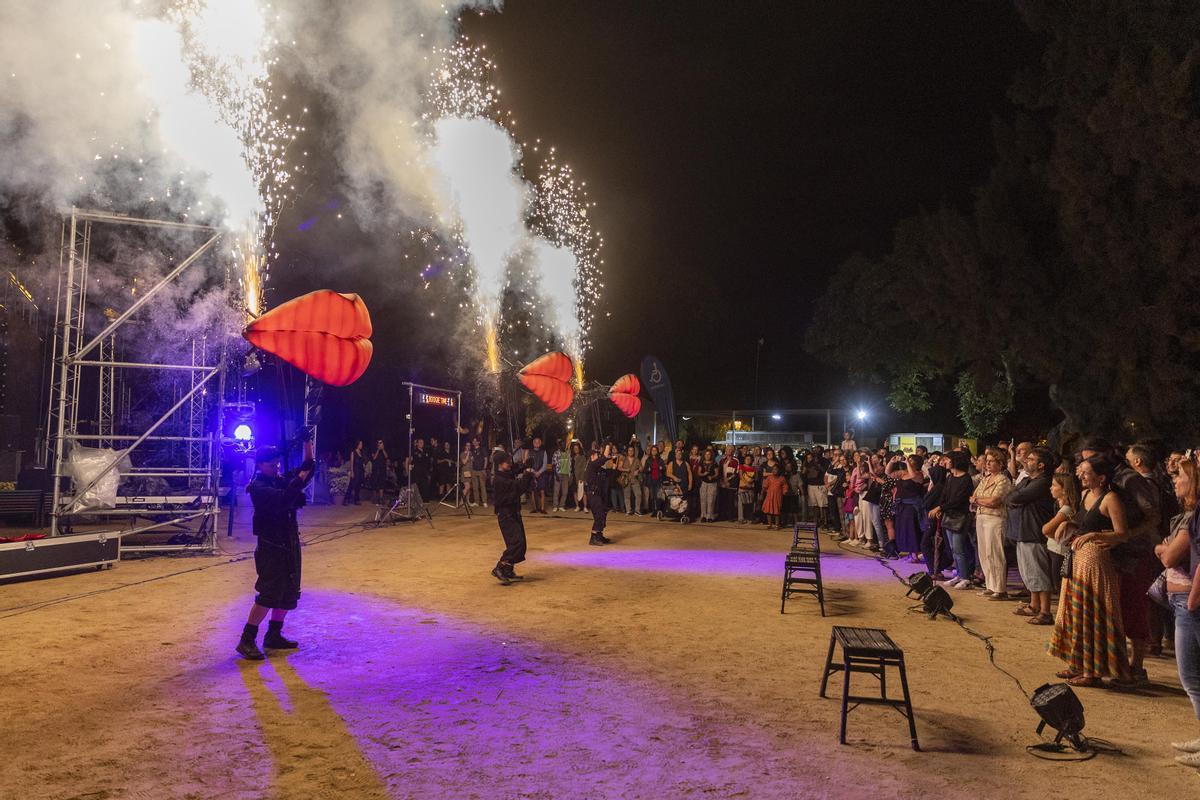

{"left": 640, "top": 354, "right": 677, "bottom": 444}
{"left": 418, "top": 391, "right": 456, "bottom": 409}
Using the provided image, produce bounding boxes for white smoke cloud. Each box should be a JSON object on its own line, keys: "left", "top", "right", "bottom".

{"left": 0, "top": 0, "right": 160, "bottom": 208}
{"left": 279, "top": 0, "right": 500, "bottom": 226}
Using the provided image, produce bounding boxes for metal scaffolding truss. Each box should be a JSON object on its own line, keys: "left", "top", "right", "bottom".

{"left": 46, "top": 208, "right": 230, "bottom": 553}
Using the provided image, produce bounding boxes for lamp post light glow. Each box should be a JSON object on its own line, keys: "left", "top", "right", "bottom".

{"left": 856, "top": 409, "right": 868, "bottom": 422}
{"left": 771, "top": 413, "right": 782, "bottom": 421}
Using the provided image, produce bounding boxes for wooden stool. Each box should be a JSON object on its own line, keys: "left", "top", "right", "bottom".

{"left": 819, "top": 626, "right": 919, "bottom": 750}
{"left": 781, "top": 524, "right": 824, "bottom": 615}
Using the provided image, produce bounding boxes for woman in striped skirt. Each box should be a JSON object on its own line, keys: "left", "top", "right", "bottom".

{"left": 1048, "top": 456, "right": 1130, "bottom": 687}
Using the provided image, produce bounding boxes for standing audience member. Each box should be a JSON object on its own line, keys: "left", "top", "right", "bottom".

{"left": 343, "top": 440, "right": 365, "bottom": 506}
{"left": 1007, "top": 447, "right": 1057, "bottom": 624}
{"left": 643, "top": 445, "right": 666, "bottom": 516}
{"left": 572, "top": 441, "right": 589, "bottom": 513}
{"left": 1119, "top": 443, "right": 1167, "bottom": 684}
{"left": 552, "top": 440, "right": 574, "bottom": 512}
{"left": 929, "top": 450, "right": 976, "bottom": 589}
{"left": 620, "top": 444, "right": 644, "bottom": 516}
{"left": 697, "top": 449, "right": 720, "bottom": 522}
{"left": 1049, "top": 457, "right": 1131, "bottom": 687}
{"left": 893, "top": 455, "right": 927, "bottom": 559}
{"left": 762, "top": 464, "right": 788, "bottom": 529}
{"left": 1157, "top": 460, "right": 1200, "bottom": 764}
{"left": 971, "top": 449, "right": 1013, "bottom": 599}
{"left": 1043, "top": 471, "right": 1082, "bottom": 586}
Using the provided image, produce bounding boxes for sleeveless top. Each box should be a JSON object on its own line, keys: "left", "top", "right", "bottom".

{"left": 1077, "top": 490, "right": 1108, "bottom": 534}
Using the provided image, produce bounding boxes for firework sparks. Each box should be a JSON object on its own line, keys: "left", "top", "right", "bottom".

{"left": 425, "top": 41, "right": 603, "bottom": 376}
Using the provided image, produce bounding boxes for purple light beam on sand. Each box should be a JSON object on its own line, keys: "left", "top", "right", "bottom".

{"left": 215, "top": 590, "right": 816, "bottom": 797}
{"left": 541, "top": 548, "right": 891, "bottom": 581}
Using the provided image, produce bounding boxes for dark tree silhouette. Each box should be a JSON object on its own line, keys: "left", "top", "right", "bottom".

{"left": 809, "top": 0, "right": 1200, "bottom": 443}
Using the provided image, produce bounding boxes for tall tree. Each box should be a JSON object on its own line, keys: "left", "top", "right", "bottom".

{"left": 809, "top": 0, "right": 1200, "bottom": 444}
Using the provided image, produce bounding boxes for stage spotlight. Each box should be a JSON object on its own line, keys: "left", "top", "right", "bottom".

{"left": 1030, "top": 682, "right": 1087, "bottom": 751}
{"left": 771, "top": 413, "right": 782, "bottom": 421}
{"left": 905, "top": 571, "right": 933, "bottom": 598}
{"left": 921, "top": 585, "right": 954, "bottom": 619}
{"left": 233, "top": 424, "right": 253, "bottom": 442}
{"left": 856, "top": 409, "right": 867, "bottom": 421}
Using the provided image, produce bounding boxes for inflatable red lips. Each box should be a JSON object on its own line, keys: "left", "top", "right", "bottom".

{"left": 243, "top": 290, "right": 373, "bottom": 387}
{"left": 519, "top": 351, "right": 575, "bottom": 413}
{"left": 608, "top": 372, "right": 641, "bottom": 418}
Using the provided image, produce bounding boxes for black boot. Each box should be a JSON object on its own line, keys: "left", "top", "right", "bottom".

{"left": 263, "top": 620, "right": 299, "bottom": 650}
{"left": 589, "top": 533, "right": 607, "bottom": 546}
{"left": 491, "top": 564, "right": 513, "bottom": 585}
{"left": 236, "top": 623, "right": 265, "bottom": 660}
{"left": 503, "top": 563, "right": 524, "bottom": 581}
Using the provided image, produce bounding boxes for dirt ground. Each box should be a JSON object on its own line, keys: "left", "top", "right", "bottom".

{"left": 2, "top": 502, "right": 1198, "bottom": 799}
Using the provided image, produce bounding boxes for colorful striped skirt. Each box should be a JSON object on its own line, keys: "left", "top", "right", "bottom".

{"left": 1048, "top": 542, "right": 1129, "bottom": 679}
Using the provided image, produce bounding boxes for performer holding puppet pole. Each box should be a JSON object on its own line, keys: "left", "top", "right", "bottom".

{"left": 236, "top": 429, "right": 316, "bottom": 660}
{"left": 491, "top": 452, "right": 536, "bottom": 585}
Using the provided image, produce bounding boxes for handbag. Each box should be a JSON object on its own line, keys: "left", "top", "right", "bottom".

{"left": 1147, "top": 572, "right": 1170, "bottom": 610}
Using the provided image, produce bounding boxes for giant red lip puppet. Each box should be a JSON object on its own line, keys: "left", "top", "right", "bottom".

{"left": 243, "top": 290, "right": 373, "bottom": 387}
{"left": 519, "top": 351, "right": 575, "bottom": 413}
{"left": 608, "top": 373, "right": 641, "bottom": 418}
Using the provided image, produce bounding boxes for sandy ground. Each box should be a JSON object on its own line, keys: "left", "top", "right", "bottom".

{"left": 2, "top": 502, "right": 1198, "bottom": 800}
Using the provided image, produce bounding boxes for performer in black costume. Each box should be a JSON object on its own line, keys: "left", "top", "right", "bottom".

{"left": 585, "top": 448, "right": 615, "bottom": 546}
{"left": 491, "top": 452, "right": 535, "bottom": 585}
{"left": 236, "top": 432, "right": 316, "bottom": 660}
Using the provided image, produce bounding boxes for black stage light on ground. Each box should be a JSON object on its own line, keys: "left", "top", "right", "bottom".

{"left": 920, "top": 585, "right": 954, "bottom": 619}
{"left": 905, "top": 572, "right": 933, "bottom": 598}
{"left": 1030, "top": 682, "right": 1087, "bottom": 752}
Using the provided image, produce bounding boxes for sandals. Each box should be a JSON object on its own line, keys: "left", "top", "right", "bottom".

{"left": 1013, "top": 604, "right": 1037, "bottom": 617}
{"left": 1067, "top": 675, "right": 1100, "bottom": 688}
{"left": 1055, "top": 669, "right": 1078, "bottom": 679}
{"left": 1028, "top": 613, "right": 1054, "bottom": 625}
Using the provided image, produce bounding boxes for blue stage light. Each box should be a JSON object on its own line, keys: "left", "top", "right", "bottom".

{"left": 233, "top": 423, "right": 254, "bottom": 441}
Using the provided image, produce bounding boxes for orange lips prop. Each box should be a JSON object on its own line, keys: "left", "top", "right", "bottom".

{"left": 608, "top": 373, "right": 641, "bottom": 418}
{"left": 243, "top": 290, "right": 373, "bottom": 387}
{"left": 519, "top": 351, "right": 576, "bottom": 413}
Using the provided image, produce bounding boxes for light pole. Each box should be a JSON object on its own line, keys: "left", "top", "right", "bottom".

{"left": 753, "top": 336, "right": 764, "bottom": 410}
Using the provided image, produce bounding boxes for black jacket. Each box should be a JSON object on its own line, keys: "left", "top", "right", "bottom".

{"left": 585, "top": 457, "right": 610, "bottom": 496}
{"left": 248, "top": 459, "right": 315, "bottom": 542}
{"left": 1005, "top": 473, "right": 1055, "bottom": 543}
{"left": 492, "top": 469, "right": 533, "bottom": 515}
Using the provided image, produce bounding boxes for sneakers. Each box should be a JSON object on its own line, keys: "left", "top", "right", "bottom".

{"left": 1175, "top": 751, "right": 1200, "bottom": 767}
{"left": 952, "top": 579, "right": 973, "bottom": 590}
{"left": 589, "top": 533, "right": 607, "bottom": 546}
{"left": 1172, "top": 737, "right": 1200, "bottom": 753}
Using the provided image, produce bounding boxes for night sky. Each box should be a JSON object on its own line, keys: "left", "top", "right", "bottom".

{"left": 275, "top": 1, "right": 1040, "bottom": 444}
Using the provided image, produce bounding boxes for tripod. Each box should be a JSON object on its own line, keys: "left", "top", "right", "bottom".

{"left": 373, "top": 484, "right": 434, "bottom": 528}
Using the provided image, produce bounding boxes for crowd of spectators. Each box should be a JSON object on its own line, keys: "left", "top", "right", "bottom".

{"left": 330, "top": 428, "right": 1200, "bottom": 767}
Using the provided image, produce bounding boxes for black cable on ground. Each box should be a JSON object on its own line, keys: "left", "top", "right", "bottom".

{"left": 831, "top": 533, "right": 1126, "bottom": 760}
{"left": 832, "top": 537, "right": 1030, "bottom": 699}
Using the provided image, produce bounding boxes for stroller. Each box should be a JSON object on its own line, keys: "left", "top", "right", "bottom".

{"left": 656, "top": 479, "right": 691, "bottom": 524}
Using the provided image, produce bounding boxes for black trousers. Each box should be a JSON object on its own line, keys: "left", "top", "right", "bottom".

{"left": 497, "top": 509, "right": 527, "bottom": 564}
{"left": 588, "top": 493, "right": 608, "bottom": 533}
{"left": 344, "top": 474, "right": 363, "bottom": 504}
